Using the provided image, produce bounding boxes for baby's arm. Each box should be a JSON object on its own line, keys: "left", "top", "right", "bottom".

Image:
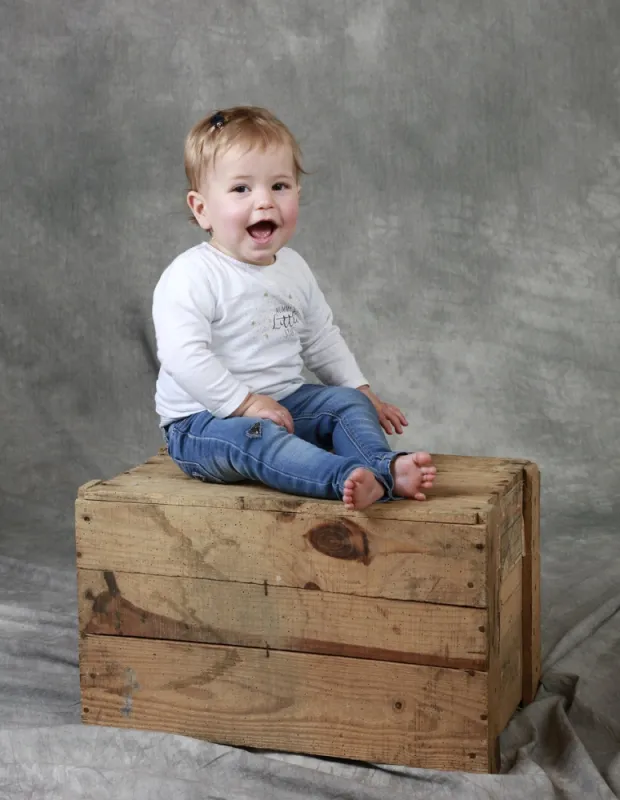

{"left": 152, "top": 266, "right": 250, "bottom": 418}
{"left": 299, "top": 266, "right": 408, "bottom": 435}
{"left": 299, "top": 267, "right": 367, "bottom": 389}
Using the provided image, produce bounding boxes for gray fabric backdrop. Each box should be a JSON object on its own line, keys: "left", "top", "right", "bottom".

{"left": 2, "top": 0, "right": 619, "bottom": 559}
{"left": 1, "top": 1, "right": 619, "bottom": 797}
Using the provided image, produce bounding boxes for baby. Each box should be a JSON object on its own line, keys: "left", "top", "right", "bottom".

{"left": 152, "top": 106, "right": 436, "bottom": 510}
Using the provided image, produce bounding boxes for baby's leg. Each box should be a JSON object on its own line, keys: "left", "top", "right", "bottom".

{"left": 165, "top": 410, "right": 385, "bottom": 509}
{"left": 280, "top": 384, "right": 436, "bottom": 500}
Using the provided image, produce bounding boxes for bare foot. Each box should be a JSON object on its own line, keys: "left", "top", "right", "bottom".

{"left": 391, "top": 452, "right": 437, "bottom": 501}
{"left": 343, "top": 468, "right": 385, "bottom": 511}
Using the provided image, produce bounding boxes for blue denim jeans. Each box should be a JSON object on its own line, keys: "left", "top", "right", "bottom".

{"left": 164, "top": 384, "right": 406, "bottom": 502}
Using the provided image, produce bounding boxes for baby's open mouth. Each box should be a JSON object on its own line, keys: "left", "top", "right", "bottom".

{"left": 247, "top": 220, "right": 277, "bottom": 242}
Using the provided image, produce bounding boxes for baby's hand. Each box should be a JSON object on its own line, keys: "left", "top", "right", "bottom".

{"left": 233, "top": 393, "right": 294, "bottom": 434}
{"left": 358, "top": 386, "right": 408, "bottom": 435}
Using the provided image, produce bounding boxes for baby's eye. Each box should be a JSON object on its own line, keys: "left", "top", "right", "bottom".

{"left": 232, "top": 185, "right": 249, "bottom": 193}
{"left": 273, "top": 182, "right": 290, "bottom": 191}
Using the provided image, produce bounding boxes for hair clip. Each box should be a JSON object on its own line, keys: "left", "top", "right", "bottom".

{"left": 210, "top": 112, "right": 226, "bottom": 130}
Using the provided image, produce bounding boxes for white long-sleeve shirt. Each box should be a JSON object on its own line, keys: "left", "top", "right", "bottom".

{"left": 152, "top": 242, "right": 368, "bottom": 424}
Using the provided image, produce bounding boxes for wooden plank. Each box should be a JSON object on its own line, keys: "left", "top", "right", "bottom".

{"left": 488, "top": 481, "right": 524, "bottom": 744}
{"left": 497, "top": 560, "right": 523, "bottom": 731}
{"left": 498, "top": 481, "right": 523, "bottom": 530}
{"left": 522, "top": 463, "right": 541, "bottom": 704}
{"left": 501, "top": 516, "right": 524, "bottom": 579}
{"left": 80, "top": 634, "right": 490, "bottom": 772}
{"left": 78, "top": 569, "right": 488, "bottom": 670}
{"left": 76, "top": 501, "right": 489, "bottom": 606}
{"left": 77, "top": 454, "right": 524, "bottom": 525}
{"left": 484, "top": 503, "right": 501, "bottom": 773}
{"left": 498, "top": 479, "right": 524, "bottom": 577}
{"left": 431, "top": 454, "right": 530, "bottom": 470}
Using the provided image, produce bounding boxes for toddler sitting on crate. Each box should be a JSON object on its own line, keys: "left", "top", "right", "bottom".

{"left": 152, "top": 106, "right": 436, "bottom": 510}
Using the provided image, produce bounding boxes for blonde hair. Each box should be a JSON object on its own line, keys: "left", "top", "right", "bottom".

{"left": 184, "top": 106, "right": 305, "bottom": 224}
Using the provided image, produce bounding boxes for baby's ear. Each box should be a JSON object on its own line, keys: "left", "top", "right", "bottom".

{"left": 187, "top": 191, "right": 211, "bottom": 231}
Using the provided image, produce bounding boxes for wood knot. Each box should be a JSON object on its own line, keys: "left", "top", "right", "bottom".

{"left": 306, "top": 520, "right": 370, "bottom": 565}
{"left": 304, "top": 582, "right": 321, "bottom": 591}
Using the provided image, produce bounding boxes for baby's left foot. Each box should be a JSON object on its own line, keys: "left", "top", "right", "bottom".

{"left": 391, "top": 452, "right": 437, "bottom": 501}
{"left": 343, "top": 468, "right": 385, "bottom": 511}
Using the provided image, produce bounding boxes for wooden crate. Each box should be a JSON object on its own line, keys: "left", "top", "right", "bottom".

{"left": 76, "top": 452, "right": 540, "bottom": 773}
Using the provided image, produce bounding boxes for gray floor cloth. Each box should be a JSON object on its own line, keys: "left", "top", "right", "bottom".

{"left": 1, "top": 510, "right": 619, "bottom": 799}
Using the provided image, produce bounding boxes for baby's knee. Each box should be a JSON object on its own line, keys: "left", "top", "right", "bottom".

{"left": 320, "top": 386, "right": 376, "bottom": 419}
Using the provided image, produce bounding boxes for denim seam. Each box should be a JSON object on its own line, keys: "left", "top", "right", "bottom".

{"left": 292, "top": 410, "right": 395, "bottom": 496}
{"left": 179, "top": 430, "right": 362, "bottom": 491}
{"left": 292, "top": 411, "right": 379, "bottom": 464}
{"left": 178, "top": 459, "right": 224, "bottom": 483}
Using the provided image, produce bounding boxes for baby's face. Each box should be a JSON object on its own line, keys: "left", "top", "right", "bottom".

{"left": 191, "top": 143, "right": 300, "bottom": 266}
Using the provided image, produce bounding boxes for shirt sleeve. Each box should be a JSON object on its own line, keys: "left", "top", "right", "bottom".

{"left": 298, "top": 263, "right": 368, "bottom": 388}
{"left": 152, "top": 263, "right": 250, "bottom": 418}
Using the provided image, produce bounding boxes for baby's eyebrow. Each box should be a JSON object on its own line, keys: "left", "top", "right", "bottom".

{"left": 228, "top": 174, "right": 294, "bottom": 182}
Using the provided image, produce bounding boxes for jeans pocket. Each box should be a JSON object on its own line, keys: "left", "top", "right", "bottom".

{"left": 169, "top": 414, "right": 196, "bottom": 435}
{"left": 175, "top": 458, "right": 226, "bottom": 484}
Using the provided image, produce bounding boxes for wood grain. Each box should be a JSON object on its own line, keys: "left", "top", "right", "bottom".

{"left": 501, "top": 516, "right": 524, "bottom": 578}
{"left": 498, "top": 559, "right": 523, "bottom": 731}
{"left": 76, "top": 501, "right": 489, "bottom": 606}
{"left": 483, "top": 502, "right": 501, "bottom": 773}
{"left": 77, "top": 453, "right": 526, "bottom": 525}
{"left": 522, "top": 463, "right": 541, "bottom": 703}
{"left": 80, "top": 634, "right": 490, "bottom": 772}
{"left": 78, "top": 568, "right": 488, "bottom": 669}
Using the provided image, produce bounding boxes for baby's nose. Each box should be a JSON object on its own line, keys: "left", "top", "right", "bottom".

{"left": 255, "top": 189, "right": 274, "bottom": 208}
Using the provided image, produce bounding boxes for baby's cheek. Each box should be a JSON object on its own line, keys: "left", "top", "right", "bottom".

{"left": 284, "top": 200, "right": 300, "bottom": 227}
{"left": 230, "top": 208, "right": 251, "bottom": 231}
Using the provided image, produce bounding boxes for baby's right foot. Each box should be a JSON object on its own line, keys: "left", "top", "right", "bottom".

{"left": 391, "top": 451, "right": 437, "bottom": 501}
{"left": 343, "top": 468, "right": 384, "bottom": 511}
